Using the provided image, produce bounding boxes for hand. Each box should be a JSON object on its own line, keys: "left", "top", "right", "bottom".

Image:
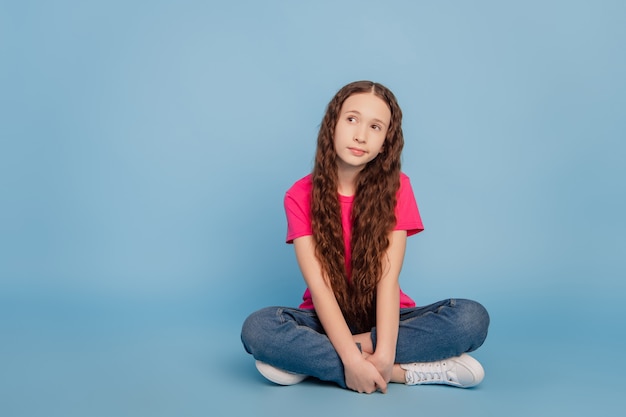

{"left": 365, "top": 352, "right": 394, "bottom": 384}
{"left": 343, "top": 356, "right": 388, "bottom": 394}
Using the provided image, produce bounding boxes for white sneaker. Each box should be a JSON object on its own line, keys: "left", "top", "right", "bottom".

{"left": 255, "top": 360, "right": 307, "bottom": 385}
{"left": 400, "top": 353, "right": 484, "bottom": 388}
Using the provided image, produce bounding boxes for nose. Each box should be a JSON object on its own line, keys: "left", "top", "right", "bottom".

{"left": 354, "top": 125, "right": 367, "bottom": 143}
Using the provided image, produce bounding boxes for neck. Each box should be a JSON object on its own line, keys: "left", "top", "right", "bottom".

{"left": 337, "top": 166, "right": 360, "bottom": 196}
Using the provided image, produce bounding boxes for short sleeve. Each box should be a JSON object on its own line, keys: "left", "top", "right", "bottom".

{"left": 394, "top": 173, "right": 424, "bottom": 236}
{"left": 284, "top": 176, "right": 314, "bottom": 243}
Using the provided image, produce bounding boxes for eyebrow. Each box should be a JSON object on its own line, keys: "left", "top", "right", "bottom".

{"left": 343, "top": 110, "right": 388, "bottom": 127}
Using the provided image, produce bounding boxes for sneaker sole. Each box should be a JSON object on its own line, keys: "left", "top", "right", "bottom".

{"left": 255, "top": 360, "right": 307, "bottom": 385}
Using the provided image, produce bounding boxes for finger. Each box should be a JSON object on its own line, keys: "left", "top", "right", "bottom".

{"left": 362, "top": 382, "right": 378, "bottom": 394}
{"left": 374, "top": 380, "right": 387, "bottom": 394}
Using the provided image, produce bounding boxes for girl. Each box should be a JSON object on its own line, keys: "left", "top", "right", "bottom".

{"left": 241, "top": 81, "right": 489, "bottom": 394}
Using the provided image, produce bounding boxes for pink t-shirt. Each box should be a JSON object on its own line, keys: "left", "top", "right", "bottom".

{"left": 284, "top": 172, "right": 424, "bottom": 310}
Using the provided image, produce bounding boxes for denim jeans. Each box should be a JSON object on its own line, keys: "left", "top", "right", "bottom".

{"left": 241, "top": 298, "right": 489, "bottom": 388}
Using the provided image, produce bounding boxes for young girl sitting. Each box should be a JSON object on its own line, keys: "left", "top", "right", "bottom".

{"left": 241, "top": 80, "right": 489, "bottom": 394}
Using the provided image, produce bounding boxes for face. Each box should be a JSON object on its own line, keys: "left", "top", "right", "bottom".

{"left": 333, "top": 92, "right": 391, "bottom": 174}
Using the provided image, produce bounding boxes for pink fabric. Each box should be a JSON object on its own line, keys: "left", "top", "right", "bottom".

{"left": 284, "top": 173, "right": 424, "bottom": 310}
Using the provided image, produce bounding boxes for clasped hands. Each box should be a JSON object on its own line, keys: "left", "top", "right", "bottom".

{"left": 344, "top": 351, "right": 394, "bottom": 394}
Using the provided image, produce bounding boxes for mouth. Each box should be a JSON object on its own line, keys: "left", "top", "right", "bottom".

{"left": 348, "top": 147, "right": 367, "bottom": 156}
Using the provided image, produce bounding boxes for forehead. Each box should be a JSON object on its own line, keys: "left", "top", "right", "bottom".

{"left": 340, "top": 93, "right": 391, "bottom": 123}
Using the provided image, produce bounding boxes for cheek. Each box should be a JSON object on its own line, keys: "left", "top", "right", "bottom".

{"left": 335, "top": 124, "right": 348, "bottom": 138}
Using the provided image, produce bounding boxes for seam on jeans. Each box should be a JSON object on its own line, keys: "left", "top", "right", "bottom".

{"left": 400, "top": 299, "right": 457, "bottom": 325}
{"left": 276, "top": 307, "right": 285, "bottom": 324}
{"left": 435, "top": 298, "right": 456, "bottom": 313}
{"left": 276, "top": 307, "right": 318, "bottom": 326}
{"left": 436, "top": 298, "right": 456, "bottom": 313}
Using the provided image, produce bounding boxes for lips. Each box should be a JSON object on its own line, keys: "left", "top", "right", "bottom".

{"left": 348, "top": 147, "right": 366, "bottom": 156}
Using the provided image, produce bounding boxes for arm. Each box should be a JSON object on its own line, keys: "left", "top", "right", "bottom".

{"left": 366, "top": 230, "right": 407, "bottom": 382}
{"left": 293, "top": 235, "right": 387, "bottom": 394}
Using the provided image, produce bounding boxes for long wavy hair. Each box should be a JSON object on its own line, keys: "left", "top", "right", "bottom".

{"left": 311, "top": 80, "right": 404, "bottom": 333}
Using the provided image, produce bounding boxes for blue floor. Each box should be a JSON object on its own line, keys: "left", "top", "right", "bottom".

{"left": 2, "top": 291, "right": 623, "bottom": 417}
{"left": 2, "top": 1, "right": 624, "bottom": 416}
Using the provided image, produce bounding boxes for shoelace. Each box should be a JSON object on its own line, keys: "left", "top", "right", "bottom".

{"left": 405, "top": 360, "right": 458, "bottom": 385}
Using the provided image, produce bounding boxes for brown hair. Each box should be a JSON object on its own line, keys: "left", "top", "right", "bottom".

{"left": 311, "top": 80, "right": 404, "bottom": 333}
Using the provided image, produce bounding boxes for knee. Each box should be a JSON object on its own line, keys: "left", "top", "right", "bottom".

{"left": 452, "top": 299, "right": 490, "bottom": 350}
{"left": 241, "top": 307, "right": 279, "bottom": 354}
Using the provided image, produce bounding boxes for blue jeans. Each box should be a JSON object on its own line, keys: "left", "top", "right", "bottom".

{"left": 241, "top": 298, "right": 489, "bottom": 388}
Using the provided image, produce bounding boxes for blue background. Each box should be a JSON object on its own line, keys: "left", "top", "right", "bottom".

{"left": 1, "top": 0, "right": 624, "bottom": 416}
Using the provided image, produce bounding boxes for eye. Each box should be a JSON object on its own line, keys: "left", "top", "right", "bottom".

{"left": 371, "top": 124, "right": 382, "bottom": 131}
{"left": 347, "top": 116, "right": 357, "bottom": 123}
